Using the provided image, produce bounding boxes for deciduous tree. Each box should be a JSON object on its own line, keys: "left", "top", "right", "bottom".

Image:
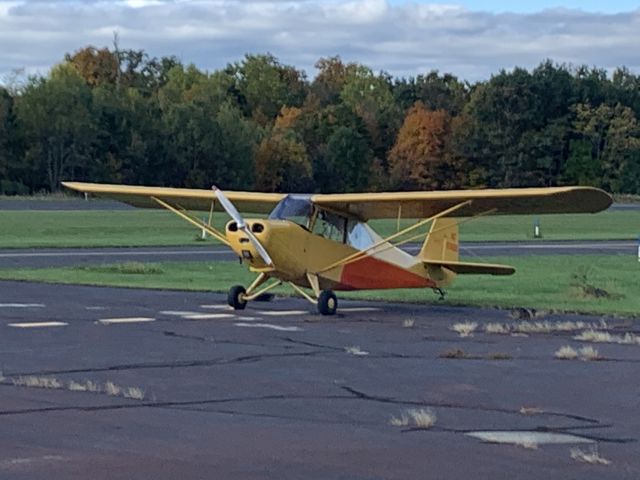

{"left": 389, "top": 102, "right": 460, "bottom": 190}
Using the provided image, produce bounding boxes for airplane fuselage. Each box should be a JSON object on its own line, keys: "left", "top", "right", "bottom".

{"left": 225, "top": 219, "right": 451, "bottom": 291}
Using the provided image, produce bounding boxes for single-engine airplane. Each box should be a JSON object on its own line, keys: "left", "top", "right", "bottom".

{"left": 62, "top": 182, "right": 611, "bottom": 315}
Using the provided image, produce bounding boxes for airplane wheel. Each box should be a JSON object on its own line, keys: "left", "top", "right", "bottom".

{"left": 228, "top": 285, "right": 247, "bottom": 310}
{"left": 317, "top": 290, "right": 337, "bottom": 316}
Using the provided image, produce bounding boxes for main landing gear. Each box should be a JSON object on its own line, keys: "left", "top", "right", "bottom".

{"left": 226, "top": 273, "right": 339, "bottom": 316}
{"left": 228, "top": 285, "right": 247, "bottom": 310}
{"left": 317, "top": 290, "right": 338, "bottom": 316}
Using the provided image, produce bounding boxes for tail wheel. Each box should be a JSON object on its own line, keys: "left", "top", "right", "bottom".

{"left": 317, "top": 290, "right": 338, "bottom": 316}
{"left": 228, "top": 285, "right": 247, "bottom": 310}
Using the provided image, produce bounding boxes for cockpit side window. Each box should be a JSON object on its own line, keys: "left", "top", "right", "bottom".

{"left": 312, "top": 211, "right": 346, "bottom": 243}
{"left": 311, "top": 211, "right": 376, "bottom": 249}
{"left": 346, "top": 221, "right": 376, "bottom": 250}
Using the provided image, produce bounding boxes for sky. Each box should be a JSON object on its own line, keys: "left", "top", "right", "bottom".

{"left": 1, "top": 0, "right": 639, "bottom": 83}
{"left": 390, "top": 0, "right": 639, "bottom": 13}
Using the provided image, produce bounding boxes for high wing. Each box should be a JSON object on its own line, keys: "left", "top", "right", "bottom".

{"left": 61, "top": 182, "right": 285, "bottom": 214}
{"left": 63, "top": 182, "right": 612, "bottom": 219}
{"left": 311, "top": 186, "right": 612, "bottom": 220}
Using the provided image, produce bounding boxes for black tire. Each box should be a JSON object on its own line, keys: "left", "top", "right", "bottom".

{"left": 228, "top": 285, "right": 247, "bottom": 310}
{"left": 317, "top": 290, "right": 338, "bottom": 316}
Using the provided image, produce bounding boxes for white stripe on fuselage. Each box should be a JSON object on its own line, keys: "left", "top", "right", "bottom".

{"left": 361, "top": 224, "right": 419, "bottom": 269}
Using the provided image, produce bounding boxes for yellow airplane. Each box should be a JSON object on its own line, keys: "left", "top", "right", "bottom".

{"left": 62, "top": 182, "right": 611, "bottom": 315}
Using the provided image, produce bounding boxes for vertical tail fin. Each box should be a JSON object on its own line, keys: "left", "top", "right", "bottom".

{"left": 419, "top": 219, "right": 515, "bottom": 277}
{"left": 419, "top": 218, "right": 459, "bottom": 262}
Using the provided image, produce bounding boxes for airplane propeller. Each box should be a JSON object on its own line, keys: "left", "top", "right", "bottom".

{"left": 212, "top": 185, "right": 274, "bottom": 266}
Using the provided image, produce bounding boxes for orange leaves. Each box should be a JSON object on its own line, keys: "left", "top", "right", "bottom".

{"left": 388, "top": 102, "right": 453, "bottom": 189}
{"left": 65, "top": 47, "right": 119, "bottom": 87}
{"left": 274, "top": 106, "right": 303, "bottom": 131}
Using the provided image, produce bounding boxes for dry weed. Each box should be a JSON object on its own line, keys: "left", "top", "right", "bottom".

{"left": 345, "top": 346, "right": 369, "bottom": 356}
{"left": 105, "top": 381, "right": 122, "bottom": 396}
{"left": 484, "top": 323, "right": 510, "bottom": 334}
{"left": 123, "top": 387, "right": 145, "bottom": 400}
{"left": 389, "top": 414, "right": 410, "bottom": 427}
{"left": 85, "top": 380, "right": 101, "bottom": 392}
{"left": 12, "top": 376, "right": 63, "bottom": 389}
{"left": 485, "top": 320, "right": 607, "bottom": 336}
{"left": 574, "top": 330, "right": 640, "bottom": 345}
{"left": 571, "top": 447, "right": 611, "bottom": 465}
{"left": 8, "top": 375, "right": 145, "bottom": 401}
{"left": 554, "top": 345, "right": 578, "bottom": 360}
{"left": 402, "top": 319, "right": 415, "bottom": 328}
{"left": 390, "top": 408, "right": 437, "bottom": 429}
{"left": 408, "top": 408, "right": 437, "bottom": 429}
{"left": 578, "top": 346, "right": 601, "bottom": 361}
{"left": 67, "top": 380, "right": 102, "bottom": 393}
{"left": 451, "top": 322, "right": 477, "bottom": 337}
{"left": 68, "top": 381, "right": 88, "bottom": 392}
{"left": 519, "top": 406, "right": 544, "bottom": 415}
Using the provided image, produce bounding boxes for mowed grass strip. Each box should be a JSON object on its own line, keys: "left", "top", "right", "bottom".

{"left": 0, "top": 210, "right": 223, "bottom": 248}
{"left": 0, "top": 255, "right": 637, "bottom": 316}
{"left": 0, "top": 209, "right": 638, "bottom": 248}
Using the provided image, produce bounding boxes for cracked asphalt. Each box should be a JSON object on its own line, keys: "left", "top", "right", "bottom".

{"left": 1, "top": 280, "right": 638, "bottom": 479}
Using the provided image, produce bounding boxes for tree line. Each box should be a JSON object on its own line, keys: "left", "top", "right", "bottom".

{"left": 1, "top": 46, "right": 639, "bottom": 195}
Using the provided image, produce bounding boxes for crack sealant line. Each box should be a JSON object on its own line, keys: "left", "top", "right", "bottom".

{"left": 9, "top": 350, "right": 327, "bottom": 377}
{"left": 0, "top": 393, "right": 355, "bottom": 417}
{"left": 339, "top": 386, "right": 602, "bottom": 424}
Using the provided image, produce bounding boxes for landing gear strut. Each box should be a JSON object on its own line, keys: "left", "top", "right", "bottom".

{"left": 227, "top": 273, "right": 282, "bottom": 311}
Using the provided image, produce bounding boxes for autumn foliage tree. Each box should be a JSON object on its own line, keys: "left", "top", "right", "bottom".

{"left": 388, "top": 102, "right": 462, "bottom": 190}
{"left": 65, "top": 47, "right": 119, "bottom": 87}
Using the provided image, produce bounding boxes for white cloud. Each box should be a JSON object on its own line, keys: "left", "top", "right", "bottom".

{"left": 0, "top": 0, "right": 639, "bottom": 82}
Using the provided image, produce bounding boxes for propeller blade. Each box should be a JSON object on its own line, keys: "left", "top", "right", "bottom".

{"left": 242, "top": 227, "right": 274, "bottom": 266}
{"left": 212, "top": 185, "right": 245, "bottom": 228}
{"left": 213, "top": 185, "right": 273, "bottom": 266}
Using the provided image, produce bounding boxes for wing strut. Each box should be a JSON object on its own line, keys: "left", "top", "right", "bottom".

{"left": 363, "top": 208, "right": 497, "bottom": 260}
{"left": 315, "top": 200, "right": 472, "bottom": 275}
{"left": 151, "top": 196, "right": 230, "bottom": 246}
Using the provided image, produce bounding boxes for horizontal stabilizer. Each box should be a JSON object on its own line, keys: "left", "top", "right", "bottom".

{"left": 423, "top": 259, "right": 515, "bottom": 276}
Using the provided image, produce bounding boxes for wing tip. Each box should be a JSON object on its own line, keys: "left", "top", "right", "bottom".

{"left": 60, "top": 181, "right": 83, "bottom": 192}
{"left": 566, "top": 186, "right": 613, "bottom": 213}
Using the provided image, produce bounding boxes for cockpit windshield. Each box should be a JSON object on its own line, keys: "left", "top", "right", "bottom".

{"left": 268, "top": 195, "right": 313, "bottom": 225}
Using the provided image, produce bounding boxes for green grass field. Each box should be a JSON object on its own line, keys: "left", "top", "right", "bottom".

{"left": 0, "top": 209, "right": 638, "bottom": 248}
{"left": 1, "top": 255, "right": 637, "bottom": 316}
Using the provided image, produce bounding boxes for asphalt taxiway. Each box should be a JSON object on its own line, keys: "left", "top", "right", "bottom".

{"left": 0, "top": 280, "right": 638, "bottom": 479}
{"left": 0, "top": 239, "right": 635, "bottom": 268}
